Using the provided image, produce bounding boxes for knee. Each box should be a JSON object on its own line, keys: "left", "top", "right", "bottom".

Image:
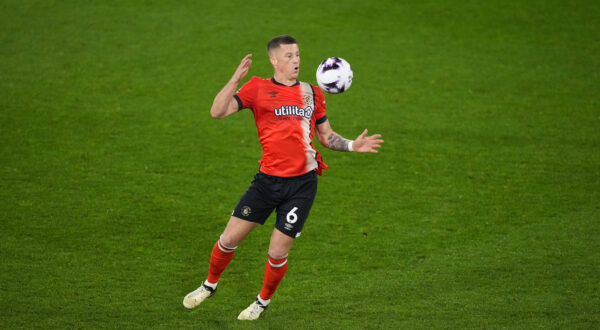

{"left": 219, "top": 234, "right": 239, "bottom": 250}
{"left": 267, "top": 248, "right": 288, "bottom": 260}
{"left": 268, "top": 230, "right": 294, "bottom": 259}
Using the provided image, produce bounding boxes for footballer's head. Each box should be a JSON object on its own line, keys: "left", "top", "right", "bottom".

{"left": 268, "top": 35, "right": 300, "bottom": 82}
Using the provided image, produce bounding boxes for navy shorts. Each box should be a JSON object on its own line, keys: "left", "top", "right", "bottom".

{"left": 232, "top": 170, "right": 318, "bottom": 238}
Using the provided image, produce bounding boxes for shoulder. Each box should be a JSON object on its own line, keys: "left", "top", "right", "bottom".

{"left": 298, "top": 81, "right": 325, "bottom": 97}
{"left": 249, "top": 76, "right": 269, "bottom": 83}
{"left": 239, "top": 76, "right": 267, "bottom": 92}
{"left": 244, "top": 76, "right": 269, "bottom": 86}
{"left": 310, "top": 84, "right": 326, "bottom": 104}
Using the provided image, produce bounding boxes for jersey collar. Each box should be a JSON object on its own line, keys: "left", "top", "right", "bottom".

{"left": 271, "top": 77, "right": 299, "bottom": 87}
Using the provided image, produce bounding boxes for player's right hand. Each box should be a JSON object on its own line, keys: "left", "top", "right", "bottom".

{"left": 231, "top": 54, "right": 252, "bottom": 83}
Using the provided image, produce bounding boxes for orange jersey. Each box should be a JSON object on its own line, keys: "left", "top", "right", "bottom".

{"left": 234, "top": 77, "right": 328, "bottom": 177}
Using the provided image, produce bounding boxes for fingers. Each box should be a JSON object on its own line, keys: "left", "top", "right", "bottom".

{"left": 356, "top": 129, "right": 368, "bottom": 141}
{"left": 240, "top": 56, "right": 252, "bottom": 71}
{"left": 357, "top": 129, "right": 383, "bottom": 141}
{"left": 360, "top": 129, "right": 368, "bottom": 139}
{"left": 368, "top": 141, "right": 383, "bottom": 153}
{"left": 232, "top": 54, "right": 253, "bottom": 82}
{"left": 358, "top": 131, "right": 383, "bottom": 143}
{"left": 241, "top": 54, "right": 252, "bottom": 66}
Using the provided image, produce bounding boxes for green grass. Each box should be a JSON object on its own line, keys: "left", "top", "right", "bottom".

{"left": 1, "top": 0, "right": 599, "bottom": 328}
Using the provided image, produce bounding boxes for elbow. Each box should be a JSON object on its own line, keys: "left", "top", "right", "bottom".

{"left": 317, "top": 136, "right": 329, "bottom": 148}
{"left": 210, "top": 108, "right": 224, "bottom": 119}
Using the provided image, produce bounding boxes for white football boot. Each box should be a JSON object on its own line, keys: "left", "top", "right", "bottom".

{"left": 237, "top": 298, "right": 268, "bottom": 320}
{"left": 182, "top": 283, "right": 217, "bottom": 309}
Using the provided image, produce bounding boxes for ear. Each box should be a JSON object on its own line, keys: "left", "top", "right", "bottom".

{"left": 269, "top": 55, "right": 277, "bottom": 66}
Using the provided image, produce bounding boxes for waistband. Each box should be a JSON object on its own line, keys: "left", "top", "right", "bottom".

{"left": 257, "top": 170, "right": 316, "bottom": 182}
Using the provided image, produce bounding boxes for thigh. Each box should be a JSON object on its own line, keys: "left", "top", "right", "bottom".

{"left": 232, "top": 173, "right": 280, "bottom": 225}
{"left": 275, "top": 174, "right": 318, "bottom": 239}
{"left": 221, "top": 216, "right": 260, "bottom": 248}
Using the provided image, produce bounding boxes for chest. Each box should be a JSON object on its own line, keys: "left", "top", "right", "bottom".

{"left": 253, "top": 84, "right": 315, "bottom": 117}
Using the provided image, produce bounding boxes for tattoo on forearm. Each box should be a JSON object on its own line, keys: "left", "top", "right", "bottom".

{"left": 327, "top": 133, "right": 350, "bottom": 152}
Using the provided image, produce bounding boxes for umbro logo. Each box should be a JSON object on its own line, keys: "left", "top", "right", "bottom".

{"left": 268, "top": 91, "right": 278, "bottom": 98}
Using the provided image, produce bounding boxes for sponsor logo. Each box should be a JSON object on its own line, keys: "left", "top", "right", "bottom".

{"left": 268, "top": 91, "right": 279, "bottom": 98}
{"left": 274, "top": 105, "right": 313, "bottom": 119}
{"left": 284, "top": 223, "right": 294, "bottom": 231}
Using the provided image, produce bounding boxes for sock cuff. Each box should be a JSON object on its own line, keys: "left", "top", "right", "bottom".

{"left": 217, "top": 236, "right": 237, "bottom": 253}
{"left": 257, "top": 294, "right": 271, "bottom": 306}
{"left": 268, "top": 255, "right": 288, "bottom": 268}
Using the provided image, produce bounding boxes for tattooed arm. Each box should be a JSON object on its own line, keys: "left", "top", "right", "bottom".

{"left": 315, "top": 119, "right": 384, "bottom": 153}
{"left": 316, "top": 120, "right": 351, "bottom": 151}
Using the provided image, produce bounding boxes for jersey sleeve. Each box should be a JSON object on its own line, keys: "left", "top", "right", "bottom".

{"left": 234, "top": 76, "right": 261, "bottom": 111}
{"left": 313, "top": 86, "right": 328, "bottom": 125}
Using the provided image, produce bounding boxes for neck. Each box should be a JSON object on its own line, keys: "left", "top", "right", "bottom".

{"left": 273, "top": 72, "right": 296, "bottom": 86}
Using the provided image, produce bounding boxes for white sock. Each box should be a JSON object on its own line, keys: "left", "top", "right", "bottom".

{"left": 204, "top": 280, "right": 217, "bottom": 289}
{"left": 257, "top": 295, "right": 270, "bottom": 306}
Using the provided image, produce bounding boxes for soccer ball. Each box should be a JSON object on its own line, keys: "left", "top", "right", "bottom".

{"left": 315, "top": 57, "right": 353, "bottom": 94}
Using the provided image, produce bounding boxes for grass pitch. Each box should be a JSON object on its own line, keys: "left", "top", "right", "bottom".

{"left": 1, "top": 0, "right": 599, "bottom": 328}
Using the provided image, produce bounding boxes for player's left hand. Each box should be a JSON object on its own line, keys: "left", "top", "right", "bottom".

{"left": 353, "top": 129, "right": 384, "bottom": 153}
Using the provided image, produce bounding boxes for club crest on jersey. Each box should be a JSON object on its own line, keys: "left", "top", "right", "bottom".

{"left": 303, "top": 95, "right": 313, "bottom": 106}
{"left": 274, "top": 105, "right": 313, "bottom": 119}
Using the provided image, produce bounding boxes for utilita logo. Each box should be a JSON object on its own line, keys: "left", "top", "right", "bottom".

{"left": 274, "top": 105, "right": 313, "bottom": 119}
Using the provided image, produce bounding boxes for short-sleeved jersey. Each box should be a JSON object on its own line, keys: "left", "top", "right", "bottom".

{"left": 234, "top": 77, "right": 328, "bottom": 177}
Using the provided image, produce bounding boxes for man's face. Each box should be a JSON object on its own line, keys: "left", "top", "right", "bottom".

{"left": 270, "top": 43, "right": 300, "bottom": 80}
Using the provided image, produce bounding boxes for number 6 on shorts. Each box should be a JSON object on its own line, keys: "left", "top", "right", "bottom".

{"left": 286, "top": 207, "right": 298, "bottom": 223}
